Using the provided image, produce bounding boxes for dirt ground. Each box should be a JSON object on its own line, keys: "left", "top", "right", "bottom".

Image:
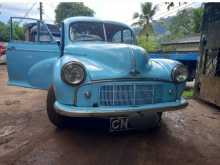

{"left": 0, "top": 65, "right": 219, "bottom": 165}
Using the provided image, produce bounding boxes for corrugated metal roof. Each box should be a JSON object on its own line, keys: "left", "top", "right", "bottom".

{"left": 161, "top": 35, "right": 200, "bottom": 45}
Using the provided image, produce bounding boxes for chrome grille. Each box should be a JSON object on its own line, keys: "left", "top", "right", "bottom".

{"left": 99, "top": 84, "right": 163, "bottom": 106}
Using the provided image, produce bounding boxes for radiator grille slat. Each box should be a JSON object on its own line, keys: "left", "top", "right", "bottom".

{"left": 99, "top": 84, "right": 163, "bottom": 106}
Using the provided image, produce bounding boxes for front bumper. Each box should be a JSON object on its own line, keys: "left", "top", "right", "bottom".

{"left": 54, "top": 98, "right": 188, "bottom": 118}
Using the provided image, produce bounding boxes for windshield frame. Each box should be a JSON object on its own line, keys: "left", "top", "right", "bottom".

{"left": 68, "top": 21, "right": 135, "bottom": 44}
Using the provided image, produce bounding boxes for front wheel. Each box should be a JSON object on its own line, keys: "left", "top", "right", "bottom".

{"left": 154, "top": 112, "right": 163, "bottom": 129}
{"left": 47, "top": 86, "right": 66, "bottom": 128}
{"left": 157, "top": 112, "right": 163, "bottom": 122}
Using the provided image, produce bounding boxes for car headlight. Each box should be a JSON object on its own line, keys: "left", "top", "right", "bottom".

{"left": 61, "top": 61, "right": 86, "bottom": 85}
{"left": 172, "top": 64, "right": 188, "bottom": 82}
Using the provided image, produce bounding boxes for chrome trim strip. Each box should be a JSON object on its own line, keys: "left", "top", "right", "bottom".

{"left": 84, "top": 78, "right": 174, "bottom": 86}
{"left": 128, "top": 47, "right": 140, "bottom": 76}
{"left": 103, "top": 23, "right": 107, "bottom": 41}
{"left": 7, "top": 48, "right": 59, "bottom": 53}
{"left": 133, "top": 84, "right": 136, "bottom": 105}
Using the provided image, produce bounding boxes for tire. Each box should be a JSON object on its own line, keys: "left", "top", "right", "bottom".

{"left": 47, "top": 86, "right": 66, "bottom": 128}
{"left": 155, "top": 112, "right": 163, "bottom": 128}
{"left": 157, "top": 112, "right": 163, "bottom": 122}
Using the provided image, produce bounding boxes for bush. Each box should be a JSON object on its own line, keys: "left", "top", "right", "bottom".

{"left": 137, "top": 34, "right": 160, "bottom": 52}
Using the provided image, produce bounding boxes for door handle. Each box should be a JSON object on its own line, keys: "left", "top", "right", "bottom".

{"left": 7, "top": 46, "right": 16, "bottom": 51}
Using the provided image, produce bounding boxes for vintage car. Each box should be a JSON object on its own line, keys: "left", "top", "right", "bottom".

{"left": 6, "top": 17, "right": 188, "bottom": 131}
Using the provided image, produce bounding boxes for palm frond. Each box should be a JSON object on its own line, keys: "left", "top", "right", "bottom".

{"left": 150, "top": 5, "right": 157, "bottom": 17}
{"left": 141, "top": 2, "right": 152, "bottom": 15}
{"left": 132, "top": 2, "right": 156, "bottom": 30}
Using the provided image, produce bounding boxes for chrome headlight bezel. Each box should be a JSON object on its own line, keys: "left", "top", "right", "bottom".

{"left": 61, "top": 61, "right": 86, "bottom": 86}
{"left": 172, "top": 64, "right": 188, "bottom": 83}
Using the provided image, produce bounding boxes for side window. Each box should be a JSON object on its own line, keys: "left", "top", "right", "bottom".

{"left": 112, "top": 31, "right": 122, "bottom": 43}
{"left": 123, "top": 29, "right": 133, "bottom": 44}
{"left": 11, "top": 18, "right": 37, "bottom": 42}
{"left": 104, "top": 23, "right": 134, "bottom": 44}
{"left": 69, "top": 22, "right": 105, "bottom": 42}
{"left": 11, "top": 18, "right": 54, "bottom": 43}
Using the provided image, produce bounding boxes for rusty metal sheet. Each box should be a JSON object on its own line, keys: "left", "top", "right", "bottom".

{"left": 198, "top": 75, "right": 220, "bottom": 107}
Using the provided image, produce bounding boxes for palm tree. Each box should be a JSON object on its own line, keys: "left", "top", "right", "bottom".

{"left": 133, "top": 2, "right": 157, "bottom": 36}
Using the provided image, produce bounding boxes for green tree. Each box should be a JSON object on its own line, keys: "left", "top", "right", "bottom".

{"left": 0, "top": 21, "right": 26, "bottom": 42}
{"left": 132, "top": 2, "right": 157, "bottom": 36}
{"left": 55, "top": 2, "right": 95, "bottom": 24}
{"left": 12, "top": 22, "right": 25, "bottom": 41}
{"left": 132, "top": 2, "right": 160, "bottom": 51}
{"left": 192, "top": 8, "right": 204, "bottom": 33}
{"left": 0, "top": 22, "right": 9, "bottom": 41}
{"left": 162, "top": 7, "right": 204, "bottom": 41}
{"left": 169, "top": 9, "right": 194, "bottom": 39}
{"left": 137, "top": 34, "right": 160, "bottom": 52}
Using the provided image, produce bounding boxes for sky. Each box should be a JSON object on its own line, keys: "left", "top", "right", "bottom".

{"left": 0, "top": 0, "right": 203, "bottom": 25}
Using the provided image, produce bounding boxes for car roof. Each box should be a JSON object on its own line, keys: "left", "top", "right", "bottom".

{"left": 63, "top": 16, "right": 131, "bottom": 29}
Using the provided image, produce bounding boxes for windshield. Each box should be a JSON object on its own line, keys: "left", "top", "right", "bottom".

{"left": 69, "top": 21, "right": 134, "bottom": 44}
{"left": 70, "top": 22, "right": 105, "bottom": 41}
{"left": 105, "top": 23, "right": 134, "bottom": 44}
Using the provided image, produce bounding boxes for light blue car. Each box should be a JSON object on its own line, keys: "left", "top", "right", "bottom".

{"left": 6, "top": 17, "right": 188, "bottom": 131}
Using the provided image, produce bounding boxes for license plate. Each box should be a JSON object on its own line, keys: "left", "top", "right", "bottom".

{"left": 109, "top": 117, "right": 132, "bottom": 132}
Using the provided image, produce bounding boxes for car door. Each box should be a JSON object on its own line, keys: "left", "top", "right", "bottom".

{"left": 7, "top": 17, "right": 60, "bottom": 89}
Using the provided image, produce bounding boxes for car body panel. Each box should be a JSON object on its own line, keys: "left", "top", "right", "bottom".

{"left": 7, "top": 42, "right": 60, "bottom": 89}
{"left": 63, "top": 43, "right": 179, "bottom": 81}
{"left": 52, "top": 53, "right": 182, "bottom": 106}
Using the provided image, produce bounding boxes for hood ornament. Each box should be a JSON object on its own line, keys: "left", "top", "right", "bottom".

{"left": 129, "top": 47, "right": 140, "bottom": 76}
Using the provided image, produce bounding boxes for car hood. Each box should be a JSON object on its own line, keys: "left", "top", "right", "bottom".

{"left": 62, "top": 43, "right": 177, "bottom": 81}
